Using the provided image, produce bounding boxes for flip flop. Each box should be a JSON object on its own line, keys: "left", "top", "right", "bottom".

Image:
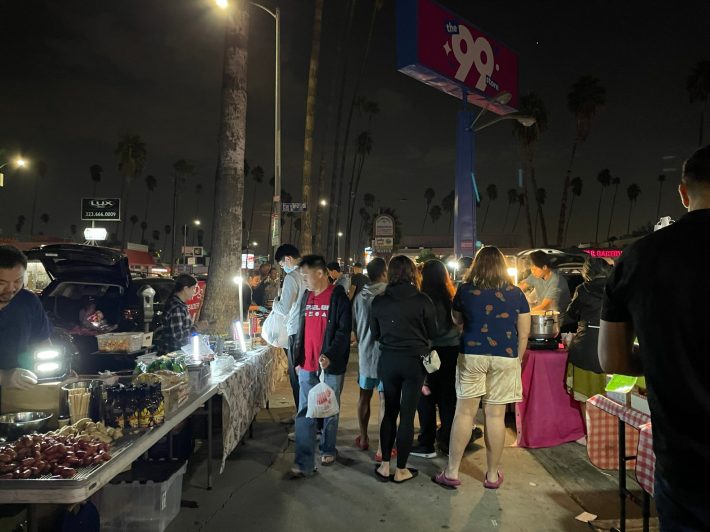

{"left": 391, "top": 468, "right": 419, "bottom": 484}
{"left": 432, "top": 471, "right": 461, "bottom": 490}
{"left": 374, "top": 448, "right": 398, "bottom": 463}
{"left": 374, "top": 465, "right": 391, "bottom": 482}
{"left": 321, "top": 455, "right": 336, "bottom": 466}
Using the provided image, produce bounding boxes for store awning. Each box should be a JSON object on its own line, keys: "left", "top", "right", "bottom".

{"left": 123, "top": 249, "right": 156, "bottom": 267}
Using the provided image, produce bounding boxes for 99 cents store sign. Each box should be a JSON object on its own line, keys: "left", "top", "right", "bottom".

{"left": 396, "top": 0, "right": 519, "bottom": 111}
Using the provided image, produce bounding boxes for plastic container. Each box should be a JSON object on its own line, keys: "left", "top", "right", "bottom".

{"left": 97, "top": 460, "right": 187, "bottom": 532}
{"left": 97, "top": 332, "right": 144, "bottom": 353}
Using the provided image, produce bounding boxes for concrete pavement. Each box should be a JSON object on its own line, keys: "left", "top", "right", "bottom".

{"left": 167, "top": 354, "right": 630, "bottom": 532}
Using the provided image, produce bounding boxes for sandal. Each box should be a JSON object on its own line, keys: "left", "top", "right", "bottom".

{"left": 374, "top": 465, "right": 391, "bottom": 482}
{"left": 483, "top": 470, "right": 504, "bottom": 489}
{"left": 355, "top": 435, "right": 370, "bottom": 451}
{"left": 391, "top": 468, "right": 419, "bottom": 484}
{"left": 432, "top": 471, "right": 461, "bottom": 490}
{"left": 321, "top": 455, "right": 336, "bottom": 466}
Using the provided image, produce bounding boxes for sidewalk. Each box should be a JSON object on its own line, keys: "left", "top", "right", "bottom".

{"left": 168, "top": 352, "right": 619, "bottom": 532}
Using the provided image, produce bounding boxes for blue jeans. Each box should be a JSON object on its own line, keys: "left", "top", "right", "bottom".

{"left": 294, "top": 370, "right": 344, "bottom": 473}
{"left": 655, "top": 469, "right": 710, "bottom": 531}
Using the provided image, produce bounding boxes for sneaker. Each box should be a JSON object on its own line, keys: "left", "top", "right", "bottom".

{"left": 410, "top": 445, "right": 437, "bottom": 459}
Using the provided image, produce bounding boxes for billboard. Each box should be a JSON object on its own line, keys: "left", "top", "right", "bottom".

{"left": 81, "top": 198, "right": 121, "bottom": 221}
{"left": 397, "top": 0, "right": 519, "bottom": 112}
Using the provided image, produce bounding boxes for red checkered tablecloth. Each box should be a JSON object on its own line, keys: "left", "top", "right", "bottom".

{"left": 586, "top": 394, "right": 655, "bottom": 495}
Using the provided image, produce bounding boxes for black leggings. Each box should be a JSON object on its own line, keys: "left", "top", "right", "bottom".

{"left": 417, "top": 345, "right": 458, "bottom": 448}
{"left": 379, "top": 353, "right": 426, "bottom": 469}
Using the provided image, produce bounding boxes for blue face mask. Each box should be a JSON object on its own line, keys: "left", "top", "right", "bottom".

{"left": 283, "top": 264, "right": 297, "bottom": 274}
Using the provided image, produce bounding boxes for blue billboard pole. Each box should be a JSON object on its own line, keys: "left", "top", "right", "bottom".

{"left": 454, "top": 109, "right": 475, "bottom": 258}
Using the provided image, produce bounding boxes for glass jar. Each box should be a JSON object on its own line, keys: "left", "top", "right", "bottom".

{"left": 152, "top": 383, "right": 165, "bottom": 426}
{"left": 138, "top": 385, "right": 152, "bottom": 429}
{"left": 124, "top": 385, "right": 140, "bottom": 430}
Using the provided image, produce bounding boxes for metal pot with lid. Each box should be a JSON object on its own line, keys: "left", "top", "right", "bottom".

{"left": 529, "top": 310, "right": 560, "bottom": 339}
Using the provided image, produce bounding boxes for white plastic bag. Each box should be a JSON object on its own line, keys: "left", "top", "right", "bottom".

{"left": 261, "top": 310, "right": 288, "bottom": 348}
{"left": 306, "top": 373, "right": 339, "bottom": 418}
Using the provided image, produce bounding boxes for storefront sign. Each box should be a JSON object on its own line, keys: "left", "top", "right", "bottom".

{"left": 397, "top": 0, "right": 519, "bottom": 112}
{"left": 582, "top": 249, "right": 623, "bottom": 259}
{"left": 81, "top": 198, "right": 121, "bottom": 221}
{"left": 373, "top": 237, "right": 394, "bottom": 253}
{"left": 374, "top": 215, "right": 395, "bottom": 237}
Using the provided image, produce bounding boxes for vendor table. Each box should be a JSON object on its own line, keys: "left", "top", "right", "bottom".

{"left": 586, "top": 394, "right": 655, "bottom": 532}
{"left": 0, "top": 345, "right": 286, "bottom": 531}
{"left": 515, "top": 348, "right": 585, "bottom": 448}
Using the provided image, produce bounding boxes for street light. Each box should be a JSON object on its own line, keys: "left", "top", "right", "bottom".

{"left": 319, "top": 199, "right": 327, "bottom": 207}
{"left": 182, "top": 219, "right": 201, "bottom": 264}
{"left": 337, "top": 231, "right": 343, "bottom": 262}
{"left": 0, "top": 157, "right": 28, "bottom": 188}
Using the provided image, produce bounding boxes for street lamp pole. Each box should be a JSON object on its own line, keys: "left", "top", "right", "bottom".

{"left": 248, "top": 3, "right": 281, "bottom": 255}
{"left": 337, "top": 231, "right": 343, "bottom": 263}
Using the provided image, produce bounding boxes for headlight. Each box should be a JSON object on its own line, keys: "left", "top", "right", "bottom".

{"left": 36, "top": 362, "right": 60, "bottom": 373}
{"left": 35, "top": 350, "right": 60, "bottom": 361}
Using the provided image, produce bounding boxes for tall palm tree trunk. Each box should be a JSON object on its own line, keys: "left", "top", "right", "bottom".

{"left": 512, "top": 204, "right": 522, "bottom": 231}
{"left": 299, "top": 0, "right": 323, "bottom": 255}
{"left": 247, "top": 181, "right": 258, "bottom": 245}
{"left": 556, "top": 141, "right": 578, "bottom": 245}
{"left": 201, "top": 4, "right": 249, "bottom": 335}
{"left": 326, "top": 0, "right": 357, "bottom": 258}
{"left": 502, "top": 204, "right": 512, "bottom": 232}
{"left": 607, "top": 184, "right": 619, "bottom": 240}
{"left": 345, "top": 150, "right": 368, "bottom": 257}
{"left": 627, "top": 202, "right": 634, "bottom": 233}
{"left": 594, "top": 187, "right": 604, "bottom": 244}
{"left": 564, "top": 196, "right": 576, "bottom": 245}
{"left": 334, "top": 0, "right": 380, "bottom": 256}
{"left": 314, "top": 154, "right": 327, "bottom": 253}
{"left": 527, "top": 160, "right": 548, "bottom": 246}
{"left": 481, "top": 203, "right": 491, "bottom": 233}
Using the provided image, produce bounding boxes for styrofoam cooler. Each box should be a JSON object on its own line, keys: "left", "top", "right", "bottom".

{"left": 97, "top": 460, "right": 187, "bottom": 532}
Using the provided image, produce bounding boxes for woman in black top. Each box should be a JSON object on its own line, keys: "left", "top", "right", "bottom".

{"left": 564, "top": 257, "right": 612, "bottom": 430}
{"left": 371, "top": 256, "right": 437, "bottom": 483}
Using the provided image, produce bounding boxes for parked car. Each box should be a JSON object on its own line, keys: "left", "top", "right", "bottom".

{"left": 26, "top": 244, "right": 174, "bottom": 367}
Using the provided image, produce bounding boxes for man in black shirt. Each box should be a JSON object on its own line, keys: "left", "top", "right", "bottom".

{"left": 348, "top": 262, "right": 369, "bottom": 301}
{"left": 600, "top": 145, "right": 710, "bottom": 530}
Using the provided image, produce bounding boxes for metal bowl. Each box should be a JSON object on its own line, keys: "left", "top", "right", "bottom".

{"left": 0, "top": 411, "right": 53, "bottom": 441}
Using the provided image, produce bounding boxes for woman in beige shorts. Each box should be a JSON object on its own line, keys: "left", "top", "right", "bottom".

{"left": 433, "top": 247, "right": 531, "bottom": 490}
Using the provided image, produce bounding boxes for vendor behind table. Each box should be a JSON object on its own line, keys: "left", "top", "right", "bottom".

{"left": 518, "top": 250, "right": 571, "bottom": 323}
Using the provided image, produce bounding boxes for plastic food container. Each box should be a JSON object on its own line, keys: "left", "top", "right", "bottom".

{"left": 97, "top": 333, "right": 144, "bottom": 353}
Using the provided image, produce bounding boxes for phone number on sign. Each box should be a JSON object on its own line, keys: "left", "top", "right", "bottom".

{"left": 84, "top": 211, "right": 118, "bottom": 217}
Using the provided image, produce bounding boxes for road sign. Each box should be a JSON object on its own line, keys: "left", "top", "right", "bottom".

{"left": 373, "top": 237, "right": 394, "bottom": 253}
{"left": 282, "top": 203, "right": 307, "bottom": 213}
{"left": 374, "top": 215, "right": 394, "bottom": 237}
{"left": 81, "top": 198, "right": 121, "bottom": 221}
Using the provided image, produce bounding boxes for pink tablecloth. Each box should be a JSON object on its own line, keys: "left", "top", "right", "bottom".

{"left": 515, "top": 348, "right": 585, "bottom": 448}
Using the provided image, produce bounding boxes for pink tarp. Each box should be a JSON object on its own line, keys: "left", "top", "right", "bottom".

{"left": 515, "top": 349, "right": 585, "bottom": 448}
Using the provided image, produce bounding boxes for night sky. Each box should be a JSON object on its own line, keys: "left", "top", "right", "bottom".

{"left": 1, "top": 0, "right": 708, "bottom": 253}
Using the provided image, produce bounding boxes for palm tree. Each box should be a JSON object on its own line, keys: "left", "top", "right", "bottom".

{"left": 151, "top": 229, "right": 161, "bottom": 256}
{"left": 326, "top": 0, "right": 359, "bottom": 259}
{"left": 247, "top": 165, "right": 264, "bottom": 249}
{"left": 345, "top": 130, "right": 374, "bottom": 256}
{"left": 421, "top": 188, "right": 436, "bottom": 232}
{"left": 299, "top": 0, "right": 324, "bottom": 255}
{"left": 143, "top": 175, "right": 157, "bottom": 241}
{"left": 656, "top": 174, "right": 666, "bottom": 220}
{"left": 556, "top": 76, "right": 606, "bottom": 245}
{"left": 513, "top": 92, "right": 549, "bottom": 246}
{"left": 30, "top": 160, "right": 47, "bottom": 235}
{"left": 332, "top": 0, "right": 385, "bottom": 257}
{"left": 594, "top": 169, "right": 612, "bottom": 243}
{"left": 39, "top": 213, "right": 49, "bottom": 234}
{"left": 163, "top": 224, "right": 172, "bottom": 256}
{"left": 441, "top": 190, "right": 455, "bottom": 231}
{"left": 363, "top": 192, "right": 375, "bottom": 210}
{"left": 129, "top": 214, "right": 139, "bottom": 242}
{"left": 89, "top": 164, "right": 103, "bottom": 196}
{"left": 152, "top": 229, "right": 161, "bottom": 247}
{"left": 171, "top": 160, "right": 195, "bottom": 264}
{"left": 480, "top": 184, "right": 498, "bottom": 233}
{"left": 502, "top": 188, "right": 518, "bottom": 232}
{"left": 564, "top": 177, "right": 584, "bottom": 244}
{"left": 687, "top": 60, "right": 710, "bottom": 146}
{"left": 606, "top": 176, "right": 622, "bottom": 240}
{"left": 626, "top": 184, "right": 642, "bottom": 233}
{"left": 115, "top": 134, "right": 147, "bottom": 245}
{"left": 140, "top": 221, "right": 148, "bottom": 244}
{"left": 533, "top": 188, "right": 547, "bottom": 245}
{"left": 429, "top": 205, "right": 442, "bottom": 229}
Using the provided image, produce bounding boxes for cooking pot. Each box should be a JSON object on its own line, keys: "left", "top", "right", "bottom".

{"left": 530, "top": 311, "right": 560, "bottom": 339}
